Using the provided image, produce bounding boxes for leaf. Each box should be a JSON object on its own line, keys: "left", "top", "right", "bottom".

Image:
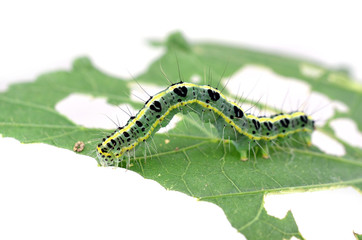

{"left": 1, "top": 32, "right": 362, "bottom": 240}
{"left": 355, "top": 232, "right": 362, "bottom": 240}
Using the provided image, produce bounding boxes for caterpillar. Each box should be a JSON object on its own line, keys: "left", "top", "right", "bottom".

{"left": 96, "top": 82, "right": 315, "bottom": 166}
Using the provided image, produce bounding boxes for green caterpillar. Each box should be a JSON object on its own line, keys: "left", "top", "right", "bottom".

{"left": 96, "top": 82, "right": 315, "bottom": 166}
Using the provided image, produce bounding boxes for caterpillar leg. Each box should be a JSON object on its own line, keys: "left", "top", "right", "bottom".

{"left": 240, "top": 150, "right": 248, "bottom": 161}
{"left": 114, "top": 155, "right": 124, "bottom": 168}
{"left": 298, "top": 131, "right": 312, "bottom": 147}
{"left": 107, "top": 151, "right": 119, "bottom": 167}
{"left": 305, "top": 135, "right": 312, "bottom": 147}
{"left": 260, "top": 141, "right": 270, "bottom": 159}
{"left": 232, "top": 139, "right": 249, "bottom": 161}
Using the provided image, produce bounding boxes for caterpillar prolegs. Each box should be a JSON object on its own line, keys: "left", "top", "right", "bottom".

{"left": 96, "top": 82, "right": 315, "bottom": 166}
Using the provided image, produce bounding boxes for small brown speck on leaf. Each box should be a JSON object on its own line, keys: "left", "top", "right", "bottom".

{"left": 73, "top": 141, "right": 85, "bottom": 152}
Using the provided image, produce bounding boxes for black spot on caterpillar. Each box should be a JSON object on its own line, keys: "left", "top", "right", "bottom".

{"left": 207, "top": 89, "right": 220, "bottom": 101}
{"left": 96, "top": 82, "right": 315, "bottom": 166}
{"left": 150, "top": 100, "right": 162, "bottom": 112}
{"left": 280, "top": 118, "right": 290, "bottom": 128}
{"left": 173, "top": 86, "right": 188, "bottom": 97}
{"left": 234, "top": 106, "right": 244, "bottom": 118}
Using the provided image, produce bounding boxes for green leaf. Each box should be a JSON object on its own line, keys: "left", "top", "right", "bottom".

{"left": 355, "top": 232, "right": 362, "bottom": 240}
{"left": 1, "top": 32, "right": 362, "bottom": 240}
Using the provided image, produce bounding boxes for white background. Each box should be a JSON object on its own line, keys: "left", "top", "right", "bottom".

{"left": 1, "top": 1, "right": 362, "bottom": 240}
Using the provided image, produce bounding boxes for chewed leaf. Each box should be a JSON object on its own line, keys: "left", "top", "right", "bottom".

{"left": 1, "top": 32, "right": 362, "bottom": 240}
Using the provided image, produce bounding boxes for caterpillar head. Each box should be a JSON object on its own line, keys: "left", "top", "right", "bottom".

{"left": 96, "top": 138, "right": 119, "bottom": 167}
